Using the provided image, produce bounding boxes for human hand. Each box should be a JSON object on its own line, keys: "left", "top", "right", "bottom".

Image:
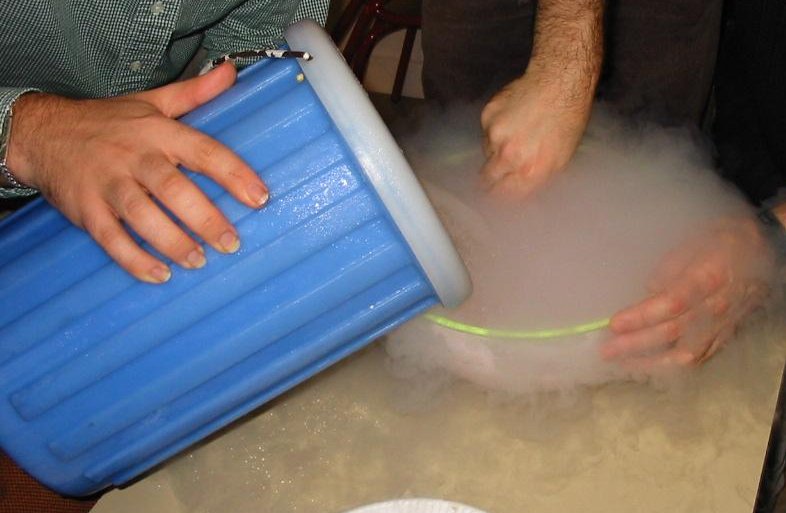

{"left": 479, "top": 67, "right": 593, "bottom": 198}
{"left": 7, "top": 62, "right": 267, "bottom": 283}
{"left": 600, "top": 217, "right": 775, "bottom": 371}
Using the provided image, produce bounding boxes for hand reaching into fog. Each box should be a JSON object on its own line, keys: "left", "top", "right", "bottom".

{"left": 479, "top": 0, "right": 603, "bottom": 198}
{"left": 480, "top": 69, "right": 593, "bottom": 197}
{"left": 7, "top": 62, "right": 268, "bottom": 283}
{"left": 600, "top": 217, "right": 775, "bottom": 370}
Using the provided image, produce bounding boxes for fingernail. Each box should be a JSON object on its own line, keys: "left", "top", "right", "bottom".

{"left": 219, "top": 231, "right": 240, "bottom": 253}
{"left": 246, "top": 183, "right": 269, "bottom": 208}
{"left": 145, "top": 265, "right": 172, "bottom": 284}
{"left": 185, "top": 247, "right": 206, "bottom": 269}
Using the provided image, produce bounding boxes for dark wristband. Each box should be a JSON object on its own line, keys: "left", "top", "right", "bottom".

{"left": 757, "top": 207, "right": 786, "bottom": 265}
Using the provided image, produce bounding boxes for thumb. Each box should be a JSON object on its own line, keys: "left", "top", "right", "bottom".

{"left": 134, "top": 61, "right": 237, "bottom": 118}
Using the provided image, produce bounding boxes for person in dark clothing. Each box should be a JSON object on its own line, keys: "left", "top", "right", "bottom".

{"left": 420, "top": 0, "right": 785, "bottom": 371}
{"left": 712, "top": 1, "right": 786, "bottom": 511}
{"left": 422, "top": 0, "right": 723, "bottom": 195}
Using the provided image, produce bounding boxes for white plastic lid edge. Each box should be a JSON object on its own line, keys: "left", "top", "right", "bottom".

{"left": 284, "top": 20, "right": 472, "bottom": 309}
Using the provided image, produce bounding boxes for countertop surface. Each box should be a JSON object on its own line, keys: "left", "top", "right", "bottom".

{"left": 94, "top": 312, "right": 786, "bottom": 513}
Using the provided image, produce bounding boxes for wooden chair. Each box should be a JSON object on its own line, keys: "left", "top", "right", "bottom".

{"left": 331, "top": 0, "right": 422, "bottom": 102}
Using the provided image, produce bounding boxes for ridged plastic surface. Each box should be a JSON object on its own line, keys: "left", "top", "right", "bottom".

{"left": 0, "top": 25, "right": 462, "bottom": 496}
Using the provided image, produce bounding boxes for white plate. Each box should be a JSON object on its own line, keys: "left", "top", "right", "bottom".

{"left": 343, "top": 498, "right": 488, "bottom": 513}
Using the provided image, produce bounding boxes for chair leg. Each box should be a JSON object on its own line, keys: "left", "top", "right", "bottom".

{"left": 350, "top": 19, "right": 396, "bottom": 82}
{"left": 338, "top": 0, "right": 423, "bottom": 101}
{"left": 342, "top": 0, "right": 384, "bottom": 64}
{"left": 330, "top": 0, "right": 369, "bottom": 44}
{"left": 391, "top": 27, "right": 418, "bottom": 103}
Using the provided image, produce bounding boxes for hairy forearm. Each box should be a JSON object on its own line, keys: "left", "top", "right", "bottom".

{"left": 7, "top": 92, "right": 61, "bottom": 190}
{"left": 528, "top": 0, "right": 605, "bottom": 107}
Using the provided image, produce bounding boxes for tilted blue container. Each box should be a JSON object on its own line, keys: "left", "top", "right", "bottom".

{"left": 0, "top": 20, "right": 470, "bottom": 496}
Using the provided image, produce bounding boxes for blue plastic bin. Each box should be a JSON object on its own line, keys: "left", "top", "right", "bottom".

{"left": 0, "top": 20, "right": 470, "bottom": 496}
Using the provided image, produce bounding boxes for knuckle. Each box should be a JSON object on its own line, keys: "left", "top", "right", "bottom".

{"left": 163, "top": 232, "right": 195, "bottom": 259}
{"left": 157, "top": 169, "right": 187, "bottom": 198}
{"left": 670, "top": 349, "right": 699, "bottom": 367}
{"left": 711, "top": 297, "right": 730, "bottom": 316}
{"left": 226, "top": 159, "right": 252, "bottom": 181}
{"left": 195, "top": 137, "right": 223, "bottom": 167}
{"left": 120, "top": 191, "right": 149, "bottom": 219}
{"left": 142, "top": 112, "right": 171, "bottom": 132}
{"left": 196, "top": 210, "right": 223, "bottom": 234}
{"left": 137, "top": 149, "right": 162, "bottom": 168}
{"left": 126, "top": 113, "right": 165, "bottom": 140}
{"left": 480, "top": 105, "right": 498, "bottom": 127}
{"left": 496, "top": 143, "right": 521, "bottom": 167}
{"left": 665, "top": 296, "right": 685, "bottom": 316}
{"left": 680, "top": 354, "right": 700, "bottom": 368}
{"left": 87, "top": 218, "right": 122, "bottom": 253}
{"left": 700, "top": 265, "right": 727, "bottom": 291}
{"left": 103, "top": 176, "right": 127, "bottom": 202}
{"left": 486, "top": 124, "right": 507, "bottom": 146}
{"left": 662, "top": 320, "right": 682, "bottom": 341}
{"left": 108, "top": 144, "right": 141, "bottom": 169}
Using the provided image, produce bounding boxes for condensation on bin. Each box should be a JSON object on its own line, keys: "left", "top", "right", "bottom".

{"left": 0, "top": 20, "right": 470, "bottom": 496}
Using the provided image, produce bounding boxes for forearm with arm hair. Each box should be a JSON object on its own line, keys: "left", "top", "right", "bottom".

{"left": 529, "top": 0, "right": 605, "bottom": 108}
{"left": 478, "top": 0, "right": 606, "bottom": 196}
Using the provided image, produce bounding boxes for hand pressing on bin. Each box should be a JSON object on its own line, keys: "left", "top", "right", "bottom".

{"left": 480, "top": 0, "right": 603, "bottom": 198}
{"left": 5, "top": 62, "right": 268, "bottom": 284}
{"left": 600, "top": 216, "right": 775, "bottom": 371}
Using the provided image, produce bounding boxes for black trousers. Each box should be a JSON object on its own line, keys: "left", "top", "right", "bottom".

{"left": 421, "top": 0, "right": 723, "bottom": 126}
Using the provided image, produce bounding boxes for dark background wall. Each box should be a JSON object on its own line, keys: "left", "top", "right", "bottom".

{"left": 714, "top": 0, "right": 786, "bottom": 205}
